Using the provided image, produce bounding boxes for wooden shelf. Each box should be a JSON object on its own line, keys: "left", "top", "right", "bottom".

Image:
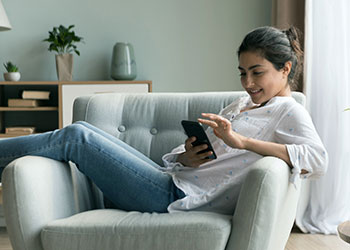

{"left": 0, "top": 80, "right": 152, "bottom": 136}
{"left": 0, "top": 107, "right": 58, "bottom": 111}
{"left": 0, "top": 81, "right": 153, "bottom": 92}
{"left": 0, "top": 81, "right": 59, "bottom": 86}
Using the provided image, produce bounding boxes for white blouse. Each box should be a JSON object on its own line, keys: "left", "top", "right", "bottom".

{"left": 162, "top": 95, "right": 328, "bottom": 215}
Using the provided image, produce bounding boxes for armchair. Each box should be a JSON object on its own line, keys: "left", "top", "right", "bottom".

{"left": 2, "top": 91, "right": 304, "bottom": 250}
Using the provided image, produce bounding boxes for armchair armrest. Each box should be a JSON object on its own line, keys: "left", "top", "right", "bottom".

{"left": 226, "top": 156, "right": 301, "bottom": 250}
{"left": 2, "top": 156, "right": 103, "bottom": 250}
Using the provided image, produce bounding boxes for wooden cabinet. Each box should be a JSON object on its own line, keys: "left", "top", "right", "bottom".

{"left": 0, "top": 81, "right": 152, "bottom": 138}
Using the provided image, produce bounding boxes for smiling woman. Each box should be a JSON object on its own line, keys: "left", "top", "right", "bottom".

{"left": 237, "top": 51, "right": 292, "bottom": 104}
{"left": 169, "top": 26, "right": 327, "bottom": 214}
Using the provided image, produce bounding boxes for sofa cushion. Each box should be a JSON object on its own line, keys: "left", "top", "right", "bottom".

{"left": 41, "top": 209, "right": 232, "bottom": 250}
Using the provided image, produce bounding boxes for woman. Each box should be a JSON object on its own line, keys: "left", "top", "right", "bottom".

{"left": 0, "top": 26, "right": 328, "bottom": 215}
{"left": 164, "top": 26, "right": 328, "bottom": 214}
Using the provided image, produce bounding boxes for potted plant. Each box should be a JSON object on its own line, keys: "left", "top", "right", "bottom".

{"left": 3, "top": 61, "right": 21, "bottom": 81}
{"left": 43, "top": 24, "right": 83, "bottom": 81}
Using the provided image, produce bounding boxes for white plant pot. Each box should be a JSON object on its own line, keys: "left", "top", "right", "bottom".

{"left": 4, "top": 72, "right": 21, "bottom": 81}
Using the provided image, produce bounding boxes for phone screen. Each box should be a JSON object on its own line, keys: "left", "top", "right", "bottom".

{"left": 181, "top": 120, "right": 217, "bottom": 159}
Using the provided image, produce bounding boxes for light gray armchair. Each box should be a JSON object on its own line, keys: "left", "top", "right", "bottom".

{"left": 3, "top": 91, "right": 304, "bottom": 250}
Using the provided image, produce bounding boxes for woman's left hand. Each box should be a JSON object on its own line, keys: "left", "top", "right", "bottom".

{"left": 198, "top": 113, "right": 247, "bottom": 150}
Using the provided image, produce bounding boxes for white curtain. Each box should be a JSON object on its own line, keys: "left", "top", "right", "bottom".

{"left": 299, "top": 0, "right": 350, "bottom": 234}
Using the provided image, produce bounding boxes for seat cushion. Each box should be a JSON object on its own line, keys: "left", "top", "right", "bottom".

{"left": 41, "top": 209, "right": 232, "bottom": 250}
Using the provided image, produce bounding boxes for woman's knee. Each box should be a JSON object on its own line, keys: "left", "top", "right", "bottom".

{"left": 73, "top": 121, "right": 90, "bottom": 127}
{"left": 61, "top": 123, "right": 90, "bottom": 140}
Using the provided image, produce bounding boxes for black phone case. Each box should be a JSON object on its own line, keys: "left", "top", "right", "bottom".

{"left": 181, "top": 120, "right": 217, "bottom": 159}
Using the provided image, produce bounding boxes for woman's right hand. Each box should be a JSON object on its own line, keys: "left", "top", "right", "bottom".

{"left": 176, "top": 137, "right": 214, "bottom": 168}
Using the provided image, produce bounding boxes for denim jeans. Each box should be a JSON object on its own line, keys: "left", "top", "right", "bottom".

{"left": 0, "top": 121, "right": 185, "bottom": 213}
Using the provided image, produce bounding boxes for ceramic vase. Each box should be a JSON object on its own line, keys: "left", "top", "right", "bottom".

{"left": 56, "top": 53, "right": 73, "bottom": 81}
{"left": 3, "top": 72, "right": 21, "bottom": 81}
{"left": 111, "top": 42, "right": 137, "bottom": 80}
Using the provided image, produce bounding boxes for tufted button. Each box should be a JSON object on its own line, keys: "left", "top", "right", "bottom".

{"left": 150, "top": 128, "right": 158, "bottom": 135}
{"left": 118, "top": 125, "right": 126, "bottom": 132}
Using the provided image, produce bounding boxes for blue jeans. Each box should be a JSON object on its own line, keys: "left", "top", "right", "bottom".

{"left": 0, "top": 121, "right": 185, "bottom": 213}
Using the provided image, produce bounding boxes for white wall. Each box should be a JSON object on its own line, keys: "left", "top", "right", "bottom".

{"left": 0, "top": 0, "right": 271, "bottom": 92}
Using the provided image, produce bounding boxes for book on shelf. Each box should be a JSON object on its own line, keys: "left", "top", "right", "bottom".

{"left": 5, "top": 126, "right": 36, "bottom": 135}
{"left": 22, "top": 90, "right": 50, "bottom": 100}
{"left": 8, "top": 99, "right": 44, "bottom": 107}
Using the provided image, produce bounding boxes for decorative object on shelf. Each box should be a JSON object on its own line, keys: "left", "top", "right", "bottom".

{"left": 111, "top": 42, "right": 137, "bottom": 80}
{"left": 8, "top": 99, "right": 44, "bottom": 107}
{"left": 43, "top": 24, "right": 84, "bottom": 81}
{"left": 55, "top": 53, "right": 73, "bottom": 81}
{"left": 5, "top": 127, "right": 36, "bottom": 135}
{"left": 22, "top": 90, "right": 50, "bottom": 100}
{"left": 3, "top": 61, "right": 21, "bottom": 81}
{"left": 0, "top": 0, "right": 12, "bottom": 31}
{"left": 7, "top": 89, "right": 50, "bottom": 107}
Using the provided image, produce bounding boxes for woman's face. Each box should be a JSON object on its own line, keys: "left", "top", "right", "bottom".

{"left": 238, "top": 51, "right": 291, "bottom": 104}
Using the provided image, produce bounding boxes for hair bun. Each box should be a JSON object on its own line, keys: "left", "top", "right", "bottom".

{"left": 284, "top": 26, "right": 304, "bottom": 59}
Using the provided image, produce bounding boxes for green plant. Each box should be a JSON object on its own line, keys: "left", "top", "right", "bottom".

{"left": 43, "top": 25, "right": 84, "bottom": 55}
{"left": 3, "top": 61, "right": 19, "bottom": 72}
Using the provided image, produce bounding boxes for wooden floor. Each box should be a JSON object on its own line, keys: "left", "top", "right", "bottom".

{"left": 0, "top": 227, "right": 349, "bottom": 250}
{"left": 0, "top": 228, "right": 11, "bottom": 250}
{"left": 285, "top": 227, "right": 349, "bottom": 250}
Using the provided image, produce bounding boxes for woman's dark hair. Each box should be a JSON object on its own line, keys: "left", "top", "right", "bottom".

{"left": 237, "top": 26, "right": 304, "bottom": 90}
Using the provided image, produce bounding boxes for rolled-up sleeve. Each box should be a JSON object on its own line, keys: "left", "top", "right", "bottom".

{"left": 162, "top": 144, "right": 186, "bottom": 172}
{"left": 274, "top": 104, "right": 328, "bottom": 182}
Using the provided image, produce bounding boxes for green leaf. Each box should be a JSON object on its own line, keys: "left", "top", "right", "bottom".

{"left": 43, "top": 24, "right": 83, "bottom": 55}
{"left": 3, "top": 61, "right": 19, "bottom": 72}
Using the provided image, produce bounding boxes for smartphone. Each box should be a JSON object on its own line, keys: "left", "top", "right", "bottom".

{"left": 181, "top": 120, "right": 217, "bottom": 159}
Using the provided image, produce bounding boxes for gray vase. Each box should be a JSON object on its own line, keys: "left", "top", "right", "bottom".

{"left": 110, "top": 42, "right": 137, "bottom": 80}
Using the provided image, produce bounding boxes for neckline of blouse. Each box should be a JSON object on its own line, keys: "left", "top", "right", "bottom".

{"left": 241, "top": 95, "right": 295, "bottom": 113}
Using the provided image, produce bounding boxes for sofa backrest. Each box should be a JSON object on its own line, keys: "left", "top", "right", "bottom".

{"left": 73, "top": 91, "right": 305, "bottom": 166}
